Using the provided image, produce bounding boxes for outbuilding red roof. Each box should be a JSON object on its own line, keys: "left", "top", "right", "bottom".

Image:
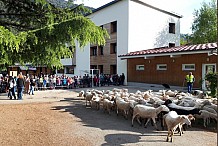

{"left": 119, "top": 42, "right": 217, "bottom": 57}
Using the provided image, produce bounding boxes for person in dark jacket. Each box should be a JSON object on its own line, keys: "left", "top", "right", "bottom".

{"left": 17, "top": 74, "right": 25, "bottom": 100}
{"left": 121, "top": 73, "right": 125, "bottom": 85}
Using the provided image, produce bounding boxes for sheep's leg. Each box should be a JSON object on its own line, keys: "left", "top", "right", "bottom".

{"left": 166, "top": 129, "right": 170, "bottom": 142}
{"left": 144, "top": 118, "right": 151, "bottom": 128}
{"left": 131, "top": 114, "right": 137, "bottom": 127}
{"left": 203, "top": 118, "right": 207, "bottom": 127}
{"left": 170, "top": 129, "right": 174, "bottom": 142}
{"left": 207, "top": 118, "right": 210, "bottom": 126}
{"left": 151, "top": 117, "right": 159, "bottom": 130}
{"left": 179, "top": 124, "right": 184, "bottom": 135}
{"left": 150, "top": 118, "right": 154, "bottom": 126}
{"left": 136, "top": 116, "right": 142, "bottom": 126}
{"left": 125, "top": 110, "right": 129, "bottom": 120}
{"left": 160, "top": 112, "right": 164, "bottom": 130}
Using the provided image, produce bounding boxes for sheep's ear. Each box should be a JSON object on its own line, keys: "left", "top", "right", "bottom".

{"left": 181, "top": 116, "right": 186, "bottom": 119}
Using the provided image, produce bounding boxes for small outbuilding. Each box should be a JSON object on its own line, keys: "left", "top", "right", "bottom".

{"left": 119, "top": 42, "right": 217, "bottom": 90}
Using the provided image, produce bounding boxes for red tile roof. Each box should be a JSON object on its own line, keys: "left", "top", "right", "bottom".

{"left": 119, "top": 42, "right": 217, "bottom": 57}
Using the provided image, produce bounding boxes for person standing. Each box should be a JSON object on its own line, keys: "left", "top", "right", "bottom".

{"left": 29, "top": 75, "right": 35, "bottom": 95}
{"left": 185, "top": 72, "right": 195, "bottom": 93}
{"left": 8, "top": 76, "right": 16, "bottom": 100}
{"left": 120, "top": 73, "right": 125, "bottom": 86}
{"left": 17, "top": 74, "right": 25, "bottom": 100}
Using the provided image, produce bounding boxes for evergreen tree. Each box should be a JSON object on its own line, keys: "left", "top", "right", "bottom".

{"left": 0, "top": 0, "right": 109, "bottom": 68}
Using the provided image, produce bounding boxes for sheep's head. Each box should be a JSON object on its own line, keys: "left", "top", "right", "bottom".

{"left": 160, "top": 105, "right": 170, "bottom": 112}
{"left": 188, "top": 114, "right": 195, "bottom": 121}
{"left": 181, "top": 115, "right": 191, "bottom": 125}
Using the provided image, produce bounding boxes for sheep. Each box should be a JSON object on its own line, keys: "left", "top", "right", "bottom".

{"left": 115, "top": 96, "right": 131, "bottom": 119}
{"left": 102, "top": 98, "right": 115, "bottom": 115}
{"left": 84, "top": 91, "right": 94, "bottom": 106}
{"left": 128, "top": 96, "right": 140, "bottom": 102}
{"left": 122, "top": 88, "right": 128, "bottom": 93}
{"left": 131, "top": 104, "right": 169, "bottom": 130}
{"left": 165, "top": 90, "right": 177, "bottom": 97}
{"left": 143, "top": 92, "right": 152, "bottom": 100}
{"left": 202, "top": 106, "right": 217, "bottom": 114}
{"left": 91, "top": 95, "right": 101, "bottom": 110}
{"left": 112, "top": 88, "right": 121, "bottom": 93}
{"left": 164, "top": 111, "right": 191, "bottom": 142}
{"left": 78, "top": 90, "right": 84, "bottom": 97}
{"left": 176, "top": 114, "right": 195, "bottom": 135}
{"left": 94, "top": 89, "right": 104, "bottom": 95}
{"left": 204, "top": 104, "right": 217, "bottom": 113}
{"left": 194, "top": 110, "right": 217, "bottom": 127}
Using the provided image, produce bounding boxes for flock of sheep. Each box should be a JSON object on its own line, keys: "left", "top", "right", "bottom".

{"left": 78, "top": 88, "right": 217, "bottom": 142}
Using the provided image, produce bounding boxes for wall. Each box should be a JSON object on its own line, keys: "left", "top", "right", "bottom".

{"left": 90, "top": 23, "right": 117, "bottom": 74}
{"left": 74, "top": 42, "right": 90, "bottom": 76}
{"left": 127, "top": 53, "right": 217, "bottom": 88}
{"left": 88, "top": 0, "right": 129, "bottom": 81}
{"left": 128, "top": 0, "right": 180, "bottom": 52}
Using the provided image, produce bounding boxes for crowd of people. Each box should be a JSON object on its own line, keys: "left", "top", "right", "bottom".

{"left": 0, "top": 72, "right": 126, "bottom": 100}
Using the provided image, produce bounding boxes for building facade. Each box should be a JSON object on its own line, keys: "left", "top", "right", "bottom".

{"left": 60, "top": 0, "right": 182, "bottom": 80}
{"left": 119, "top": 42, "right": 217, "bottom": 90}
{"left": 7, "top": 64, "right": 53, "bottom": 77}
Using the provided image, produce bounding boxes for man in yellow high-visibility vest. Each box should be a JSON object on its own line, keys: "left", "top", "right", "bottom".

{"left": 185, "top": 72, "right": 195, "bottom": 93}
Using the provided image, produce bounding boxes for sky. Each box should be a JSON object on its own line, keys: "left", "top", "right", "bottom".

{"left": 73, "top": 0, "right": 211, "bottom": 34}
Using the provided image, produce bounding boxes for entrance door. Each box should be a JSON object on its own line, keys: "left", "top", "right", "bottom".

{"left": 202, "top": 64, "right": 216, "bottom": 90}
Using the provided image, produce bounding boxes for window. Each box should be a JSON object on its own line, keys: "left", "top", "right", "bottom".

{"left": 98, "top": 65, "right": 103, "bottom": 74}
{"left": 90, "top": 46, "right": 97, "bottom": 56}
{"left": 169, "top": 23, "right": 175, "bottom": 34}
{"left": 110, "top": 43, "right": 117, "bottom": 54}
{"left": 169, "top": 43, "right": 175, "bottom": 47}
{"left": 111, "top": 21, "right": 117, "bottom": 33}
{"left": 136, "top": 65, "right": 144, "bottom": 71}
{"left": 182, "top": 64, "right": 195, "bottom": 71}
{"left": 110, "top": 65, "right": 117, "bottom": 74}
{"left": 57, "top": 69, "right": 64, "bottom": 74}
{"left": 90, "top": 65, "right": 97, "bottom": 69}
{"left": 157, "top": 64, "right": 167, "bottom": 70}
{"left": 66, "top": 66, "right": 74, "bottom": 74}
{"left": 98, "top": 46, "right": 104, "bottom": 55}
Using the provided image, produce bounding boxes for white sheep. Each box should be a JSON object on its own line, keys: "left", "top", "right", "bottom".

{"left": 195, "top": 110, "right": 217, "bottom": 127}
{"left": 115, "top": 96, "right": 131, "bottom": 119}
{"left": 176, "top": 114, "right": 195, "bottom": 136}
{"left": 103, "top": 98, "right": 115, "bottom": 115}
{"left": 91, "top": 95, "right": 101, "bottom": 110}
{"left": 164, "top": 111, "right": 191, "bottom": 142}
{"left": 205, "top": 104, "right": 217, "bottom": 113}
{"left": 84, "top": 91, "right": 94, "bottom": 106}
{"left": 202, "top": 106, "right": 217, "bottom": 114}
{"left": 131, "top": 105, "right": 169, "bottom": 130}
{"left": 122, "top": 88, "right": 128, "bottom": 93}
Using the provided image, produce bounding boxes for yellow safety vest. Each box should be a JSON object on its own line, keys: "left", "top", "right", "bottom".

{"left": 186, "top": 75, "right": 194, "bottom": 83}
